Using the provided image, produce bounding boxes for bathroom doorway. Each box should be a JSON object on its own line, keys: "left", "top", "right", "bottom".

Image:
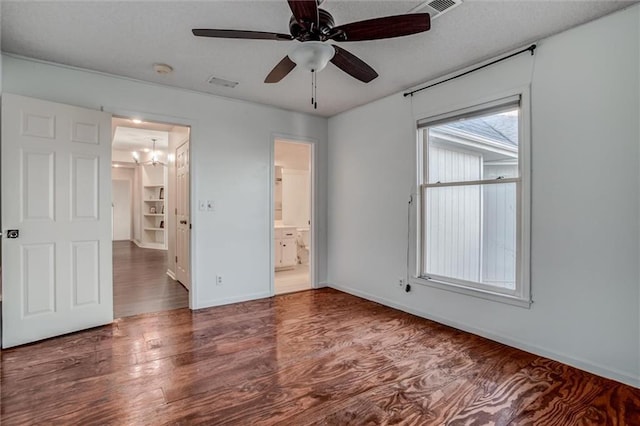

{"left": 273, "top": 139, "right": 313, "bottom": 294}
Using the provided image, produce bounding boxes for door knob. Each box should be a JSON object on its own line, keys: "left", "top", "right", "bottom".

{"left": 7, "top": 229, "right": 19, "bottom": 239}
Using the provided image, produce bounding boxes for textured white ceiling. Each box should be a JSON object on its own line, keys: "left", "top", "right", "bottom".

{"left": 2, "top": 1, "right": 637, "bottom": 117}
{"left": 112, "top": 126, "right": 169, "bottom": 152}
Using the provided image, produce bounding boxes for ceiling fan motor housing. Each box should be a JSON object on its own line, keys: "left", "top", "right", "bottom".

{"left": 289, "top": 9, "right": 335, "bottom": 41}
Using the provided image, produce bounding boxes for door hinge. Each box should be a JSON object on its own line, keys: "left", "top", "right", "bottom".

{"left": 175, "top": 256, "right": 178, "bottom": 263}
{"left": 175, "top": 208, "right": 178, "bottom": 214}
{"left": 189, "top": 224, "right": 192, "bottom": 230}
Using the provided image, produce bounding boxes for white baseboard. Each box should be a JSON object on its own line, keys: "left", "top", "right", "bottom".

{"left": 132, "top": 239, "right": 166, "bottom": 250}
{"left": 166, "top": 269, "right": 176, "bottom": 280}
{"left": 194, "top": 291, "right": 272, "bottom": 310}
{"left": 328, "top": 282, "right": 639, "bottom": 389}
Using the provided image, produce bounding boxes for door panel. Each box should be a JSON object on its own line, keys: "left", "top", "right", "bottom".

{"left": 72, "top": 154, "right": 99, "bottom": 220}
{"left": 23, "top": 150, "right": 56, "bottom": 221}
{"left": 71, "top": 240, "right": 100, "bottom": 306}
{"left": 2, "top": 93, "right": 113, "bottom": 348}
{"left": 175, "top": 140, "right": 190, "bottom": 289}
{"left": 22, "top": 243, "right": 56, "bottom": 316}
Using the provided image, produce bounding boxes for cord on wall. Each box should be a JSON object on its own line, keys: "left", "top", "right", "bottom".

{"left": 406, "top": 193, "right": 414, "bottom": 291}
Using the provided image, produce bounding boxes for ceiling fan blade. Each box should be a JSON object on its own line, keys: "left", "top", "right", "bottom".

{"left": 287, "top": 0, "right": 319, "bottom": 28}
{"left": 330, "top": 45, "right": 378, "bottom": 83}
{"left": 331, "top": 13, "right": 430, "bottom": 42}
{"left": 192, "top": 29, "right": 293, "bottom": 41}
{"left": 265, "top": 56, "right": 297, "bottom": 83}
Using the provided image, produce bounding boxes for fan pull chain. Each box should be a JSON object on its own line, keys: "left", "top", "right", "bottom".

{"left": 309, "top": 71, "right": 318, "bottom": 110}
{"left": 310, "top": 70, "right": 318, "bottom": 109}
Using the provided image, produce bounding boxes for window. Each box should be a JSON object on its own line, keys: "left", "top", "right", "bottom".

{"left": 416, "top": 94, "right": 530, "bottom": 305}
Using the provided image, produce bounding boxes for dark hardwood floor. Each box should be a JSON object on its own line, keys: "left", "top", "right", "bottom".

{"left": 113, "top": 241, "right": 188, "bottom": 318}
{"left": 1, "top": 288, "right": 638, "bottom": 425}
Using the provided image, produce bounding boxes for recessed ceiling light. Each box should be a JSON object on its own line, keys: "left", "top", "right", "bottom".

{"left": 143, "top": 148, "right": 151, "bottom": 153}
{"left": 131, "top": 118, "right": 143, "bottom": 124}
{"left": 153, "top": 63, "right": 174, "bottom": 75}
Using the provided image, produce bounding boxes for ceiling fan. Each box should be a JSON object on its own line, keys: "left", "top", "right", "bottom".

{"left": 133, "top": 139, "right": 167, "bottom": 167}
{"left": 192, "top": 0, "right": 431, "bottom": 85}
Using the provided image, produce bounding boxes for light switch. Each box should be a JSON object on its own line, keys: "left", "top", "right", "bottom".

{"left": 199, "top": 200, "right": 206, "bottom": 211}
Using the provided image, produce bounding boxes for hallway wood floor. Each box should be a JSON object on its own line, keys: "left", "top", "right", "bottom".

{"left": 113, "top": 241, "right": 188, "bottom": 318}
{"left": 1, "top": 289, "right": 638, "bottom": 425}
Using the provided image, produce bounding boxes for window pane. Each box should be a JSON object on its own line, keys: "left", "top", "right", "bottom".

{"left": 423, "top": 182, "right": 517, "bottom": 290}
{"left": 426, "top": 108, "right": 519, "bottom": 184}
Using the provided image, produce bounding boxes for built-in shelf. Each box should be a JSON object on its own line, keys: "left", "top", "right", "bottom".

{"left": 141, "top": 165, "right": 166, "bottom": 249}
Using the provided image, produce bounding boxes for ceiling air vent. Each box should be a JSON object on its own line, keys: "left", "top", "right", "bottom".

{"left": 410, "top": 0, "right": 462, "bottom": 20}
{"left": 208, "top": 75, "right": 239, "bottom": 88}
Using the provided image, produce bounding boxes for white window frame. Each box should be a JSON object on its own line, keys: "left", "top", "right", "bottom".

{"left": 413, "top": 90, "right": 531, "bottom": 307}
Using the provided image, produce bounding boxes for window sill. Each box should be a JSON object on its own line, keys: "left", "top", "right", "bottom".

{"left": 409, "top": 276, "right": 532, "bottom": 308}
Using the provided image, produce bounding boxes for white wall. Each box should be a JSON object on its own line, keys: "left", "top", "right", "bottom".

{"left": 111, "top": 167, "right": 135, "bottom": 243}
{"left": 328, "top": 6, "right": 640, "bottom": 387}
{"left": 2, "top": 54, "right": 328, "bottom": 308}
{"left": 112, "top": 179, "right": 132, "bottom": 241}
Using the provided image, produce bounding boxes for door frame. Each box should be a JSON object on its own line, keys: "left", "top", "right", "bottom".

{"left": 174, "top": 138, "right": 191, "bottom": 290}
{"left": 269, "top": 134, "right": 317, "bottom": 296}
{"left": 109, "top": 108, "right": 196, "bottom": 310}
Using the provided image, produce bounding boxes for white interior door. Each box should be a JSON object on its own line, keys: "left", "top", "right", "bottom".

{"left": 1, "top": 93, "right": 113, "bottom": 348}
{"left": 175, "top": 140, "right": 190, "bottom": 290}
{"left": 112, "top": 179, "right": 131, "bottom": 241}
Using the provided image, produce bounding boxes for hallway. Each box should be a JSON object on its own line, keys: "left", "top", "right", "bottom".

{"left": 113, "top": 241, "right": 188, "bottom": 318}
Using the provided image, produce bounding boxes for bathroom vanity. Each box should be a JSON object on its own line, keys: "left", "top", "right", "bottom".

{"left": 275, "top": 226, "right": 297, "bottom": 270}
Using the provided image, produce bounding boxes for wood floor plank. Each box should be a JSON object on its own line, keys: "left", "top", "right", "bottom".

{"left": 112, "top": 241, "right": 188, "bottom": 318}
{"left": 1, "top": 288, "right": 638, "bottom": 425}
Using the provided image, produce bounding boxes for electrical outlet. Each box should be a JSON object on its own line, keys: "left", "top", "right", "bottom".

{"left": 398, "top": 278, "right": 405, "bottom": 288}
{"left": 216, "top": 275, "right": 223, "bottom": 285}
{"left": 207, "top": 200, "right": 214, "bottom": 211}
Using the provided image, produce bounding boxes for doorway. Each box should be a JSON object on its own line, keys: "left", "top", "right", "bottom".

{"left": 111, "top": 117, "right": 191, "bottom": 317}
{"left": 273, "top": 139, "right": 313, "bottom": 294}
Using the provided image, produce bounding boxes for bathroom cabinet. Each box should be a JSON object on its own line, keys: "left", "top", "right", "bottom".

{"left": 275, "top": 227, "right": 297, "bottom": 270}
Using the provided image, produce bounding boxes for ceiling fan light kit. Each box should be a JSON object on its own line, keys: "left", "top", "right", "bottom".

{"left": 288, "top": 41, "right": 335, "bottom": 73}
{"left": 192, "top": 0, "right": 431, "bottom": 108}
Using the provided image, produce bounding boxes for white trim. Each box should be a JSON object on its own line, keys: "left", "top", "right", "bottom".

{"left": 328, "top": 282, "right": 639, "bottom": 388}
{"left": 270, "top": 133, "right": 318, "bottom": 297}
{"left": 166, "top": 269, "right": 176, "bottom": 280}
{"left": 194, "top": 291, "right": 272, "bottom": 310}
{"left": 108, "top": 108, "right": 197, "bottom": 311}
{"left": 133, "top": 241, "right": 166, "bottom": 250}
{"left": 415, "top": 86, "right": 531, "bottom": 306}
{"left": 410, "top": 276, "right": 530, "bottom": 308}
{"left": 423, "top": 177, "right": 519, "bottom": 188}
